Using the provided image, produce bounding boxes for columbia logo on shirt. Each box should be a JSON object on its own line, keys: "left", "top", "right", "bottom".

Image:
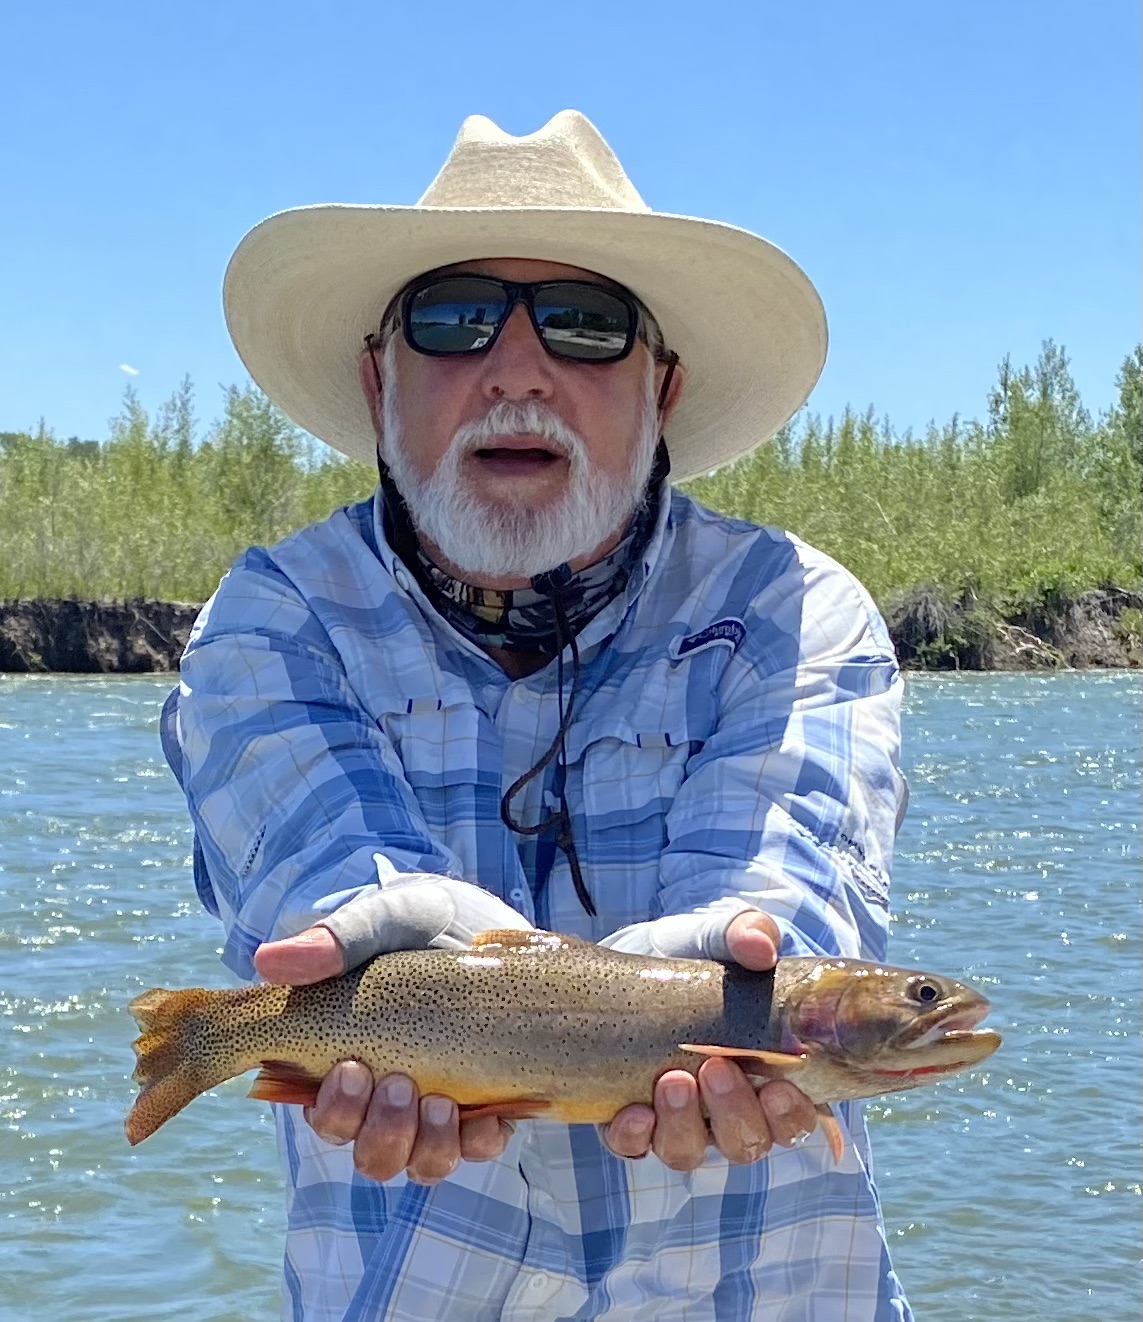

{"left": 670, "top": 618, "right": 746, "bottom": 660}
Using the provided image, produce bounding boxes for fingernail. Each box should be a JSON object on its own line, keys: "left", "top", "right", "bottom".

{"left": 663, "top": 1080, "right": 691, "bottom": 1110}
{"left": 340, "top": 1063, "right": 370, "bottom": 1098}
{"left": 791, "top": 1130, "right": 812, "bottom": 1146}
{"left": 315, "top": 1129, "right": 348, "bottom": 1147}
{"left": 766, "top": 1091, "right": 792, "bottom": 1118}
{"left": 606, "top": 1125, "right": 650, "bottom": 1159}
{"left": 425, "top": 1096, "right": 454, "bottom": 1126}
{"left": 384, "top": 1075, "right": 415, "bottom": 1108}
{"left": 704, "top": 1061, "right": 735, "bottom": 1097}
{"left": 622, "top": 1114, "right": 654, "bottom": 1142}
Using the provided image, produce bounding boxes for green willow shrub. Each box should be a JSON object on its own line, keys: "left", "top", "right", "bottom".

{"left": 1, "top": 343, "right": 1139, "bottom": 610}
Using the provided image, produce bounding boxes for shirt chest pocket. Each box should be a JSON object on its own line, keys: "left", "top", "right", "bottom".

{"left": 567, "top": 717, "right": 704, "bottom": 865}
{"left": 379, "top": 701, "right": 504, "bottom": 849}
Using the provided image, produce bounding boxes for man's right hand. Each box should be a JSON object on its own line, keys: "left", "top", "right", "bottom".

{"left": 252, "top": 877, "right": 527, "bottom": 1183}
{"left": 298, "top": 1060, "right": 512, "bottom": 1185}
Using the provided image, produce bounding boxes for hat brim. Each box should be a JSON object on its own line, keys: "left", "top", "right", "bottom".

{"left": 223, "top": 206, "right": 827, "bottom": 481}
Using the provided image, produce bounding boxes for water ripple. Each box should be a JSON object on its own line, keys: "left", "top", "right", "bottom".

{"left": 1, "top": 670, "right": 1139, "bottom": 1321}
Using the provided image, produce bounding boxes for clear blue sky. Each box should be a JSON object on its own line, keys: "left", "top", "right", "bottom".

{"left": 2, "top": 0, "right": 1138, "bottom": 444}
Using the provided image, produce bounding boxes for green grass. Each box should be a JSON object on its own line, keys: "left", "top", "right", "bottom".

{"left": 1, "top": 343, "right": 1139, "bottom": 611}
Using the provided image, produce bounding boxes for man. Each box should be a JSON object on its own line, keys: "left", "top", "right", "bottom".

{"left": 168, "top": 111, "right": 911, "bottom": 1320}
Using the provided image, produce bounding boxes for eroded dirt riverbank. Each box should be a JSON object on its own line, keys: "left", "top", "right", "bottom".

{"left": 0, "top": 589, "right": 1139, "bottom": 673}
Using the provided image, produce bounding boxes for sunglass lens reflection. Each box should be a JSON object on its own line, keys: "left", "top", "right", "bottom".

{"left": 407, "top": 278, "right": 509, "bottom": 353}
{"left": 532, "top": 284, "right": 632, "bottom": 360}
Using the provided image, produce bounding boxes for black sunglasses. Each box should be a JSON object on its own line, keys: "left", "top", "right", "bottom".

{"left": 396, "top": 273, "right": 645, "bottom": 363}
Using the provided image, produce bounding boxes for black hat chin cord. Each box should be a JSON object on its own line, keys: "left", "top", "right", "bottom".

{"left": 499, "top": 564, "right": 596, "bottom": 918}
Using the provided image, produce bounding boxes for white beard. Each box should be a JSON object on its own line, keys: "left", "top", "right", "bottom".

{"left": 379, "top": 338, "right": 659, "bottom": 580}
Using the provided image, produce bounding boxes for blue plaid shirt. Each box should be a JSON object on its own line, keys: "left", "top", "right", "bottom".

{"left": 171, "top": 482, "right": 913, "bottom": 1322}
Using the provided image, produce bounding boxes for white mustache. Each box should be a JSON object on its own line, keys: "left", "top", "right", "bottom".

{"left": 449, "top": 400, "right": 587, "bottom": 464}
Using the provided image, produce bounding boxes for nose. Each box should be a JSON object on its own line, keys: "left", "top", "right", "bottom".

{"left": 479, "top": 303, "right": 555, "bottom": 402}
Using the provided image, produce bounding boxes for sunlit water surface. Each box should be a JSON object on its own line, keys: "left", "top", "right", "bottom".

{"left": 1, "top": 672, "right": 1139, "bottom": 1321}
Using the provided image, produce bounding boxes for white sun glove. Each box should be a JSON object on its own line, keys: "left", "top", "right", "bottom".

{"left": 315, "top": 871, "right": 534, "bottom": 973}
{"left": 600, "top": 901, "right": 760, "bottom": 963}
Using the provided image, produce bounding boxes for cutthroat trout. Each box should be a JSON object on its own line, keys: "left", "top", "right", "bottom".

{"left": 125, "top": 930, "right": 1000, "bottom": 1151}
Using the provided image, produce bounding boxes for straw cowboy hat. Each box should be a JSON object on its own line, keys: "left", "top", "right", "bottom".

{"left": 223, "top": 110, "right": 827, "bottom": 482}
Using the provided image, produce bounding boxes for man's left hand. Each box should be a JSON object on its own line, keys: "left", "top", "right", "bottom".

{"left": 603, "top": 910, "right": 820, "bottom": 1168}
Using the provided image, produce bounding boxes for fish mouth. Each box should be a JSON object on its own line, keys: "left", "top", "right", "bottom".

{"left": 895, "top": 998, "right": 991, "bottom": 1049}
{"left": 872, "top": 996, "right": 1001, "bottom": 1077}
{"left": 869, "top": 1028, "right": 1002, "bottom": 1079}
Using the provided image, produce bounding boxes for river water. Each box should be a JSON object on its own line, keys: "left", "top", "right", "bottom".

{"left": 1, "top": 672, "right": 1139, "bottom": 1321}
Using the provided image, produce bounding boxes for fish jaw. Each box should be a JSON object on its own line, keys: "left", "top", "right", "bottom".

{"left": 855, "top": 976, "right": 1001, "bottom": 1089}
{"left": 867, "top": 1026, "right": 1003, "bottom": 1080}
{"left": 841, "top": 1004, "right": 1002, "bottom": 1092}
{"left": 870, "top": 986, "right": 1002, "bottom": 1076}
{"left": 888, "top": 987, "right": 991, "bottom": 1050}
{"left": 786, "top": 1025, "right": 1002, "bottom": 1104}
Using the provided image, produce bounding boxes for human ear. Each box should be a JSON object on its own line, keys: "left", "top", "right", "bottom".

{"left": 655, "top": 357, "right": 686, "bottom": 429}
{"left": 358, "top": 346, "right": 384, "bottom": 443}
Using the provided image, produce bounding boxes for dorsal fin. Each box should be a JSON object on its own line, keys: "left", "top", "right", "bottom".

{"left": 470, "top": 929, "right": 586, "bottom": 952}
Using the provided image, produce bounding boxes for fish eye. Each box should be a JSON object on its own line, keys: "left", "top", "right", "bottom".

{"left": 910, "top": 979, "right": 942, "bottom": 1004}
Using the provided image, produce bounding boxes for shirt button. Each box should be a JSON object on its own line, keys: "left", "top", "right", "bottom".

{"left": 529, "top": 1273, "right": 549, "bottom": 1291}
{"left": 393, "top": 567, "right": 411, "bottom": 592}
{"left": 509, "top": 888, "right": 527, "bottom": 906}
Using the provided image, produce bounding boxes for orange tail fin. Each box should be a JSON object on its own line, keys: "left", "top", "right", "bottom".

{"left": 125, "top": 986, "right": 241, "bottom": 1145}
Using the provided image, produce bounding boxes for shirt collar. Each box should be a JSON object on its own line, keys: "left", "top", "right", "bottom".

{"left": 370, "top": 474, "right": 675, "bottom": 671}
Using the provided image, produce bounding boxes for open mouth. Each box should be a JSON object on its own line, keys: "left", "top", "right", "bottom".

{"left": 894, "top": 998, "right": 990, "bottom": 1051}
{"left": 871, "top": 1027, "right": 1003, "bottom": 1078}
{"left": 470, "top": 439, "right": 566, "bottom": 476}
{"left": 875, "top": 993, "right": 1001, "bottom": 1078}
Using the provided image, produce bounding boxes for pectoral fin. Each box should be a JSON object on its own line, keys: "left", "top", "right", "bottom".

{"left": 816, "top": 1104, "right": 845, "bottom": 1162}
{"left": 248, "top": 1060, "right": 324, "bottom": 1108}
{"left": 679, "top": 1044, "right": 807, "bottom": 1070}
